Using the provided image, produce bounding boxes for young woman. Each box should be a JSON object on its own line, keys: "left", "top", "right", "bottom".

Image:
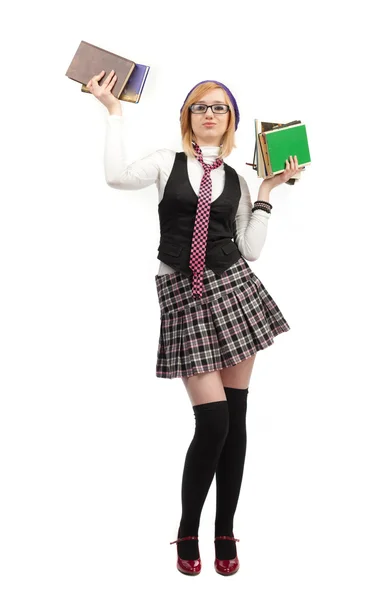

{"left": 87, "top": 70, "right": 303, "bottom": 576}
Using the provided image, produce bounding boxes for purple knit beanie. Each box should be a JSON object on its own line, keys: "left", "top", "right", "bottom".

{"left": 180, "top": 80, "right": 240, "bottom": 130}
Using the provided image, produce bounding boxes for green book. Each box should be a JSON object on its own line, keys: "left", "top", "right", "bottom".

{"left": 265, "top": 122, "right": 311, "bottom": 176}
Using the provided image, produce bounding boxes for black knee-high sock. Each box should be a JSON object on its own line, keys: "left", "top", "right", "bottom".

{"left": 215, "top": 387, "right": 248, "bottom": 560}
{"left": 178, "top": 400, "right": 229, "bottom": 560}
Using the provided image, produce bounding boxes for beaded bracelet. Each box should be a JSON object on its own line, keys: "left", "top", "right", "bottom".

{"left": 252, "top": 200, "right": 273, "bottom": 214}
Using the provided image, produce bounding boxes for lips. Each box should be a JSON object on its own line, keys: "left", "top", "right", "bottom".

{"left": 203, "top": 123, "right": 216, "bottom": 127}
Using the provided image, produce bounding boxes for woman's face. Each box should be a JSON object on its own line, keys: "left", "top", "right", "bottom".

{"left": 190, "top": 89, "right": 230, "bottom": 147}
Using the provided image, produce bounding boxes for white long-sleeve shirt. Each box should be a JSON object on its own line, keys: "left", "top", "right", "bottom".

{"left": 104, "top": 114, "right": 271, "bottom": 276}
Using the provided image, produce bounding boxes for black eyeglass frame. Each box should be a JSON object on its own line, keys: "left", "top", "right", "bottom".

{"left": 189, "top": 103, "right": 230, "bottom": 114}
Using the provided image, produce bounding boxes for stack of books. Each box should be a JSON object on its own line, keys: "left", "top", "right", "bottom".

{"left": 247, "top": 120, "right": 311, "bottom": 185}
{"left": 65, "top": 40, "right": 150, "bottom": 103}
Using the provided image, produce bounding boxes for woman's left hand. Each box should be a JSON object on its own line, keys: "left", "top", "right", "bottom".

{"left": 270, "top": 155, "right": 304, "bottom": 188}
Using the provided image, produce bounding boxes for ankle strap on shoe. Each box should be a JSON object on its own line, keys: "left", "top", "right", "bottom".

{"left": 170, "top": 535, "right": 199, "bottom": 545}
{"left": 214, "top": 535, "right": 240, "bottom": 542}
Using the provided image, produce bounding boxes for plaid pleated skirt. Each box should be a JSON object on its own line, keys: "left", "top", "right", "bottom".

{"left": 154, "top": 256, "right": 290, "bottom": 379}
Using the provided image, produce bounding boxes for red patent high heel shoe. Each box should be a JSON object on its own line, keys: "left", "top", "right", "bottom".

{"left": 170, "top": 535, "right": 201, "bottom": 576}
{"left": 214, "top": 535, "right": 240, "bottom": 576}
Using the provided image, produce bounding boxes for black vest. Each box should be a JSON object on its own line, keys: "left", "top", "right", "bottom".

{"left": 157, "top": 152, "right": 242, "bottom": 277}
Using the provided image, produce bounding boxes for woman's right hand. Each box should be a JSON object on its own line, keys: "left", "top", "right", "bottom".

{"left": 86, "top": 70, "right": 122, "bottom": 113}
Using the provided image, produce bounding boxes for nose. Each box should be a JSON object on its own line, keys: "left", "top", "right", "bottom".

{"left": 205, "top": 106, "right": 213, "bottom": 115}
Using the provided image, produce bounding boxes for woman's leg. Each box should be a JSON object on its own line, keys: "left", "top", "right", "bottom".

{"left": 177, "top": 371, "right": 228, "bottom": 560}
{"left": 214, "top": 354, "right": 257, "bottom": 559}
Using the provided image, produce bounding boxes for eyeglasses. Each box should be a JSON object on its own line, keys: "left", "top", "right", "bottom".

{"left": 189, "top": 103, "right": 230, "bottom": 114}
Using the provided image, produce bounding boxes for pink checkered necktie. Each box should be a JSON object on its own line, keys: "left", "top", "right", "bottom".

{"left": 189, "top": 142, "right": 224, "bottom": 298}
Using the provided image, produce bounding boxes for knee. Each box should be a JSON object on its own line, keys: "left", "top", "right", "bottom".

{"left": 193, "top": 400, "right": 229, "bottom": 446}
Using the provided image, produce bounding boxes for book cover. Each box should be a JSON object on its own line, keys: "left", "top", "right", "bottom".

{"left": 264, "top": 123, "right": 311, "bottom": 176}
{"left": 65, "top": 40, "right": 135, "bottom": 99}
{"left": 81, "top": 63, "right": 150, "bottom": 103}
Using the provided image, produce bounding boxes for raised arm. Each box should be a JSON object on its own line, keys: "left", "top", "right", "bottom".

{"left": 86, "top": 69, "right": 172, "bottom": 191}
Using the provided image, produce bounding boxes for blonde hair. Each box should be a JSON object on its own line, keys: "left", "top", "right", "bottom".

{"left": 180, "top": 82, "right": 237, "bottom": 160}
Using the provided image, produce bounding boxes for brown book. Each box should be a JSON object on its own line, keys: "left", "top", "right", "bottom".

{"left": 65, "top": 40, "right": 135, "bottom": 99}
{"left": 259, "top": 130, "right": 271, "bottom": 176}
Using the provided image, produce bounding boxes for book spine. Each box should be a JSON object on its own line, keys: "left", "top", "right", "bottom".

{"left": 259, "top": 133, "right": 271, "bottom": 177}
{"left": 116, "top": 63, "right": 135, "bottom": 98}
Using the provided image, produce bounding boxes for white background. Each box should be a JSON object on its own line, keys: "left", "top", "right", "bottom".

{"left": 1, "top": 0, "right": 388, "bottom": 598}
